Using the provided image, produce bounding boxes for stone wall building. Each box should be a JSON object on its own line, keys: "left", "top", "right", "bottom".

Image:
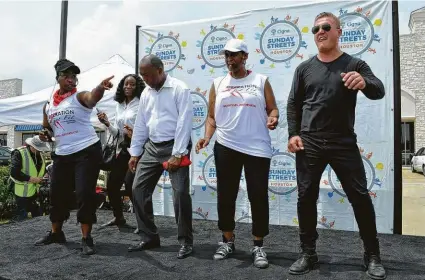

{"left": 0, "top": 79, "right": 22, "bottom": 147}
{"left": 0, "top": 78, "right": 22, "bottom": 99}
{"left": 400, "top": 6, "right": 425, "bottom": 165}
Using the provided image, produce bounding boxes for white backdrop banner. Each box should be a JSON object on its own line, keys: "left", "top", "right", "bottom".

{"left": 139, "top": 0, "right": 395, "bottom": 233}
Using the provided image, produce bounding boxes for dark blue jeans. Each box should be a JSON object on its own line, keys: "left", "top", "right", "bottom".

{"left": 296, "top": 133, "right": 379, "bottom": 253}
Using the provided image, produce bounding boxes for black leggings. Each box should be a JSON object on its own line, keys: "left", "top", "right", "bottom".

{"left": 214, "top": 142, "right": 271, "bottom": 238}
{"left": 49, "top": 141, "right": 102, "bottom": 224}
{"left": 106, "top": 149, "right": 134, "bottom": 219}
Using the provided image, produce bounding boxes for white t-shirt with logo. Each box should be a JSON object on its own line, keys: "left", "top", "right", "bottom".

{"left": 213, "top": 72, "right": 272, "bottom": 159}
{"left": 46, "top": 92, "right": 99, "bottom": 155}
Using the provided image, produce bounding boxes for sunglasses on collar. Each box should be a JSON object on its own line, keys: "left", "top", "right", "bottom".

{"left": 311, "top": 23, "right": 332, "bottom": 34}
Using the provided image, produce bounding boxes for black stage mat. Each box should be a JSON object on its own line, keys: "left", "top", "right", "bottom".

{"left": 1, "top": 210, "right": 424, "bottom": 280}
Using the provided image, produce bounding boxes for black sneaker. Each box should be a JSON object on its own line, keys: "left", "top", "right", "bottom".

{"left": 364, "top": 253, "right": 386, "bottom": 280}
{"left": 251, "top": 246, "right": 269, "bottom": 268}
{"left": 34, "top": 231, "right": 66, "bottom": 246}
{"left": 82, "top": 236, "right": 96, "bottom": 255}
{"left": 213, "top": 239, "right": 235, "bottom": 260}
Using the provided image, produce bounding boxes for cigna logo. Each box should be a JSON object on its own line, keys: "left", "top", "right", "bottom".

{"left": 157, "top": 43, "right": 173, "bottom": 49}
{"left": 210, "top": 36, "right": 228, "bottom": 42}
{"left": 341, "top": 21, "right": 362, "bottom": 28}
{"left": 270, "top": 28, "right": 291, "bottom": 36}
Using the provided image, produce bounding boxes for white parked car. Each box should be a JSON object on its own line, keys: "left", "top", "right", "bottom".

{"left": 411, "top": 147, "right": 425, "bottom": 174}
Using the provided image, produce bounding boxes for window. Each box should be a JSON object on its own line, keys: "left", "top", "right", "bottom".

{"left": 415, "top": 148, "right": 424, "bottom": 157}
{"left": 401, "top": 122, "right": 415, "bottom": 166}
{"left": 22, "top": 133, "right": 38, "bottom": 146}
{"left": 0, "top": 134, "right": 7, "bottom": 146}
{"left": 0, "top": 147, "right": 11, "bottom": 156}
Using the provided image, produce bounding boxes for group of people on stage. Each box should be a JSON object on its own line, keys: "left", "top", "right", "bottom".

{"left": 18, "top": 12, "right": 386, "bottom": 279}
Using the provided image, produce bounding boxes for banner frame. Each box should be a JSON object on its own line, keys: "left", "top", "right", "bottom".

{"left": 135, "top": 1, "right": 403, "bottom": 234}
{"left": 391, "top": 0, "right": 402, "bottom": 235}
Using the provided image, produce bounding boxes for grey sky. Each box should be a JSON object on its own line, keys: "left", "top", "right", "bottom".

{"left": 0, "top": 0, "right": 423, "bottom": 94}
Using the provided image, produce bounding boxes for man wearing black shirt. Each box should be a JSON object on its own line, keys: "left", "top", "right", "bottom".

{"left": 286, "top": 12, "right": 386, "bottom": 279}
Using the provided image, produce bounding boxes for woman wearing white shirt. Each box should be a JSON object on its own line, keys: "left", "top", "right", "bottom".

{"left": 97, "top": 74, "right": 145, "bottom": 227}
{"left": 196, "top": 39, "right": 279, "bottom": 268}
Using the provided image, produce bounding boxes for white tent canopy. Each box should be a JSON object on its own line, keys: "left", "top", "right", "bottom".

{"left": 0, "top": 54, "right": 135, "bottom": 128}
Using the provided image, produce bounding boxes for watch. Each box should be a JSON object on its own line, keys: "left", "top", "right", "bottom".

{"left": 174, "top": 154, "right": 182, "bottom": 159}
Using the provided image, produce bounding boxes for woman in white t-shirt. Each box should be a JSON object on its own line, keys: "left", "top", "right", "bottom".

{"left": 195, "top": 39, "right": 279, "bottom": 268}
{"left": 97, "top": 74, "right": 145, "bottom": 229}
{"left": 35, "top": 58, "right": 114, "bottom": 255}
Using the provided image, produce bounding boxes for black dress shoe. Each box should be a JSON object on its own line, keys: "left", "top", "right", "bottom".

{"left": 289, "top": 251, "right": 319, "bottom": 275}
{"left": 128, "top": 240, "right": 160, "bottom": 252}
{"left": 101, "top": 218, "right": 126, "bottom": 227}
{"left": 177, "top": 245, "right": 193, "bottom": 259}
{"left": 364, "top": 253, "right": 387, "bottom": 280}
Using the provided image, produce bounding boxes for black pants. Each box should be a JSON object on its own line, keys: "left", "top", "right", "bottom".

{"left": 296, "top": 134, "right": 379, "bottom": 252}
{"left": 214, "top": 142, "right": 271, "bottom": 238}
{"left": 15, "top": 195, "right": 41, "bottom": 220}
{"left": 49, "top": 141, "right": 102, "bottom": 224}
{"left": 107, "top": 149, "right": 134, "bottom": 219}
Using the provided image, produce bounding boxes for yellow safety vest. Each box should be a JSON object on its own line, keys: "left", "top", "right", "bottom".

{"left": 11, "top": 147, "right": 46, "bottom": 197}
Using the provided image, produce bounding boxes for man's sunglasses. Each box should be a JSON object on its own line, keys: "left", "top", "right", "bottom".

{"left": 311, "top": 23, "right": 332, "bottom": 34}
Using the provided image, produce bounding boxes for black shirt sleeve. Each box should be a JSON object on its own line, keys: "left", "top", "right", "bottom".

{"left": 10, "top": 150, "right": 31, "bottom": 182}
{"left": 287, "top": 66, "right": 304, "bottom": 139}
{"left": 357, "top": 60, "right": 385, "bottom": 100}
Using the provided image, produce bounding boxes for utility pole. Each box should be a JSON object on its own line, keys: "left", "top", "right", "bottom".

{"left": 135, "top": 25, "right": 141, "bottom": 74}
{"left": 59, "top": 0, "right": 69, "bottom": 59}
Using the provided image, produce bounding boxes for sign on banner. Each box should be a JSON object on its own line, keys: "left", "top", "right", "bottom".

{"left": 140, "top": 0, "right": 394, "bottom": 233}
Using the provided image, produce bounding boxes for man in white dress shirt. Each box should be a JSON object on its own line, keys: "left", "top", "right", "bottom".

{"left": 127, "top": 54, "right": 194, "bottom": 259}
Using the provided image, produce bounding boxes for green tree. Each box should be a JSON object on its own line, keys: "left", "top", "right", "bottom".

{"left": 0, "top": 166, "right": 15, "bottom": 220}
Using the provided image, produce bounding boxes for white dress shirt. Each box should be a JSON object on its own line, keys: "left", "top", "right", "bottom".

{"left": 108, "top": 97, "right": 139, "bottom": 154}
{"left": 129, "top": 75, "right": 193, "bottom": 157}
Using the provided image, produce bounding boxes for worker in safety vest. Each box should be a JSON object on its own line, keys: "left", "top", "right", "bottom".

{"left": 10, "top": 135, "right": 50, "bottom": 220}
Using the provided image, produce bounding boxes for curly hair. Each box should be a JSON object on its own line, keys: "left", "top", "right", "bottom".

{"left": 114, "top": 74, "right": 145, "bottom": 103}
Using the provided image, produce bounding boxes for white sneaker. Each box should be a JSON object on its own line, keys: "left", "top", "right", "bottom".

{"left": 213, "top": 241, "right": 235, "bottom": 260}
{"left": 252, "top": 246, "right": 269, "bottom": 268}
